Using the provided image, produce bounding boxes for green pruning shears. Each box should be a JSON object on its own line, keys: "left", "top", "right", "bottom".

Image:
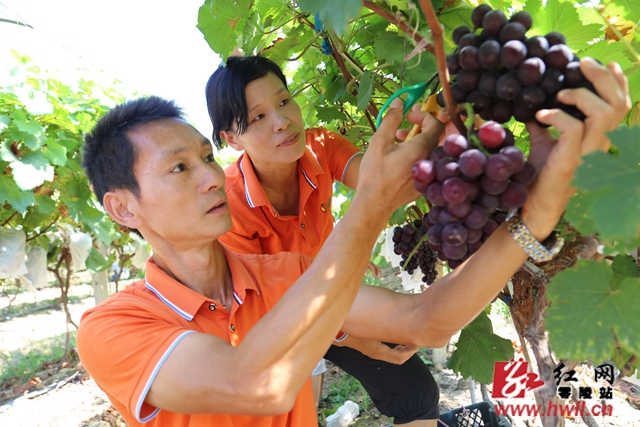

{"left": 375, "top": 81, "right": 428, "bottom": 128}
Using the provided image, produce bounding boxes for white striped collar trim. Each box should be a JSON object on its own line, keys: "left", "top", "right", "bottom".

{"left": 238, "top": 157, "right": 255, "bottom": 208}
{"left": 299, "top": 165, "right": 317, "bottom": 190}
{"left": 145, "top": 280, "right": 194, "bottom": 321}
{"left": 135, "top": 330, "right": 196, "bottom": 423}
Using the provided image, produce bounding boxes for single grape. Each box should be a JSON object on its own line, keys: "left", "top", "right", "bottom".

{"left": 458, "top": 33, "right": 482, "bottom": 49}
{"left": 545, "top": 44, "right": 573, "bottom": 70}
{"left": 447, "top": 199, "right": 472, "bottom": 218}
{"left": 430, "top": 146, "right": 448, "bottom": 163}
{"left": 453, "top": 25, "right": 472, "bottom": 45}
{"left": 511, "top": 161, "right": 536, "bottom": 185}
{"left": 499, "top": 146, "right": 525, "bottom": 172}
{"left": 464, "top": 204, "right": 490, "bottom": 229}
{"left": 426, "top": 182, "right": 447, "bottom": 206}
{"left": 481, "top": 175, "right": 509, "bottom": 195}
{"left": 436, "top": 158, "right": 461, "bottom": 182}
{"left": 564, "top": 61, "right": 585, "bottom": 87}
{"left": 499, "top": 22, "right": 526, "bottom": 44}
{"left": 451, "top": 84, "right": 469, "bottom": 103}
{"left": 447, "top": 259, "right": 464, "bottom": 269}
{"left": 500, "top": 40, "right": 527, "bottom": 69}
{"left": 427, "top": 206, "right": 443, "bottom": 225}
{"left": 412, "top": 159, "right": 436, "bottom": 184}
{"left": 540, "top": 68, "right": 565, "bottom": 94}
{"left": 456, "top": 69, "right": 482, "bottom": 91}
{"left": 439, "top": 208, "right": 461, "bottom": 225}
{"left": 478, "top": 121, "right": 506, "bottom": 148}
{"left": 459, "top": 46, "right": 481, "bottom": 70}
{"left": 517, "top": 57, "right": 546, "bottom": 85}
{"left": 477, "top": 192, "right": 500, "bottom": 212}
{"left": 482, "top": 219, "right": 499, "bottom": 235}
{"left": 478, "top": 40, "right": 501, "bottom": 68}
{"left": 494, "top": 211, "right": 508, "bottom": 224}
{"left": 401, "top": 233, "right": 413, "bottom": 243}
{"left": 466, "top": 90, "right": 491, "bottom": 114}
{"left": 458, "top": 148, "right": 487, "bottom": 177}
{"left": 472, "top": 4, "right": 493, "bottom": 28}
{"left": 442, "top": 177, "right": 469, "bottom": 205}
{"left": 501, "top": 181, "right": 528, "bottom": 208}
{"left": 414, "top": 180, "right": 430, "bottom": 193}
{"left": 525, "top": 36, "right": 549, "bottom": 59}
{"left": 509, "top": 11, "right": 532, "bottom": 31}
{"left": 490, "top": 100, "right": 513, "bottom": 124}
{"left": 467, "top": 179, "right": 481, "bottom": 200}
{"left": 485, "top": 153, "right": 514, "bottom": 181}
{"left": 466, "top": 226, "right": 483, "bottom": 244}
{"left": 512, "top": 102, "right": 536, "bottom": 123}
{"left": 427, "top": 224, "right": 444, "bottom": 244}
{"left": 496, "top": 72, "right": 522, "bottom": 100}
{"left": 483, "top": 10, "right": 508, "bottom": 37}
{"left": 467, "top": 239, "right": 483, "bottom": 253}
{"left": 403, "top": 223, "right": 414, "bottom": 234}
{"left": 478, "top": 70, "right": 501, "bottom": 97}
{"left": 443, "top": 242, "right": 468, "bottom": 260}
{"left": 545, "top": 31, "right": 566, "bottom": 46}
{"left": 429, "top": 242, "right": 441, "bottom": 252}
{"left": 442, "top": 223, "right": 468, "bottom": 246}
{"left": 443, "top": 134, "right": 469, "bottom": 158}
{"left": 518, "top": 85, "right": 546, "bottom": 109}
{"left": 447, "top": 53, "right": 462, "bottom": 75}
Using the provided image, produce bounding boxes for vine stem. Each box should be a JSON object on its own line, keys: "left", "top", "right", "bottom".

{"left": 1, "top": 211, "right": 17, "bottom": 226}
{"left": 415, "top": 0, "right": 466, "bottom": 135}
{"left": 362, "top": 1, "right": 435, "bottom": 55}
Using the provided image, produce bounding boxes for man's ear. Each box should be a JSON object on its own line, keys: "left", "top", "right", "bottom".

{"left": 220, "top": 130, "right": 244, "bottom": 152}
{"left": 102, "top": 190, "right": 143, "bottom": 230}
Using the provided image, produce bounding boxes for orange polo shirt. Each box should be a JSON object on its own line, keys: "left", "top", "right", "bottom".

{"left": 220, "top": 127, "right": 362, "bottom": 258}
{"left": 77, "top": 247, "right": 316, "bottom": 427}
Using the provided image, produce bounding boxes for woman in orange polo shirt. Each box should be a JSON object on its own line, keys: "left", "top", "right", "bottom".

{"left": 206, "top": 55, "right": 439, "bottom": 426}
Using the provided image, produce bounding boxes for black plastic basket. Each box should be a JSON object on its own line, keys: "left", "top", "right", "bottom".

{"left": 438, "top": 401, "right": 511, "bottom": 427}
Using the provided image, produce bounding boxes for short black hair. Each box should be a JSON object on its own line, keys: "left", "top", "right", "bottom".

{"left": 205, "top": 55, "right": 288, "bottom": 149}
{"left": 82, "top": 96, "right": 184, "bottom": 206}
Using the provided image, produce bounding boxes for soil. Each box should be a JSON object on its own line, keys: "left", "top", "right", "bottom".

{"left": 1, "top": 269, "right": 639, "bottom": 427}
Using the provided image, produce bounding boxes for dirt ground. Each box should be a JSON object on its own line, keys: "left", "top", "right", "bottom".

{"left": 1, "top": 271, "right": 639, "bottom": 427}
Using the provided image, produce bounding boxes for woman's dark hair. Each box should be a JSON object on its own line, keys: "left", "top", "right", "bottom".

{"left": 205, "top": 55, "right": 288, "bottom": 149}
{"left": 82, "top": 96, "right": 184, "bottom": 206}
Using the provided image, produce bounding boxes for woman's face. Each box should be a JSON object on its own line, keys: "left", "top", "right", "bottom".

{"left": 221, "top": 72, "right": 306, "bottom": 167}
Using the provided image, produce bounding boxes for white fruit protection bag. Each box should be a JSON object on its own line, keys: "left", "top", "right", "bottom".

{"left": 0, "top": 227, "right": 28, "bottom": 279}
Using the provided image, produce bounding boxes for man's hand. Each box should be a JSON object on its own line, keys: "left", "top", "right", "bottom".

{"left": 334, "top": 335, "right": 417, "bottom": 365}
{"left": 522, "top": 58, "right": 631, "bottom": 240}
{"left": 355, "top": 99, "right": 444, "bottom": 216}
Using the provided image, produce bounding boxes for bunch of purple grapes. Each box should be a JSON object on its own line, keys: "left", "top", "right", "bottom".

{"left": 392, "top": 219, "right": 439, "bottom": 284}
{"left": 441, "top": 4, "right": 596, "bottom": 124}
{"left": 413, "top": 121, "right": 536, "bottom": 269}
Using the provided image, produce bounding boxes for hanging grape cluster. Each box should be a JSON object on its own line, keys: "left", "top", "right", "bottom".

{"left": 440, "top": 4, "right": 596, "bottom": 124}
{"left": 392, "top": 219, "right": 439, "bottom": 284}
{"left": 413, "top": 121, "right": 536, "bottom": 269}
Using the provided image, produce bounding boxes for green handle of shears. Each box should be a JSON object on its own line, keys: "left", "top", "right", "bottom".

{"left": 375, "top": 82, "right": 428, "bottom": 128}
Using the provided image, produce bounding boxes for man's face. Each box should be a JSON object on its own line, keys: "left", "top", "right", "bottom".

{"left": 126, "top": 118, "right": 232, "bottom": 247}
{"left": 225, "top": 72, "right": 306, "bottom": 168}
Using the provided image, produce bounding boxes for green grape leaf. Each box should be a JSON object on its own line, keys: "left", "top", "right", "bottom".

{"left": 611, "top": 254, "right": 640, "bottom": 291}
{"left": 602, "top": 0, "right": 640, "bottom": 24}
{"left": 297, "top": 0, "right": 362, "bottom": 36}
{"left": 8, "top": 127, "right": 39, "bottom": 150}
{"left": 0, "top": 114, "right": 10, "bottom": 132}
{"left": 261, "top": 36, "right": 302, "bottom": 64}
{"left": 572, "top": 126, "right": 640, "bottom": 239}
{"left": 316, "top": 106, "right": 347, "bottom": 123}
{"left": 10, "top": 151, "right": 54, "bottom": 191}
{"left": 356, "top": 71, "right": 373, "bottom": 112}
{"left": 85, "top": 246, "right": 111, "bottom": 273}
{"left": 35, "top": 194, "right": 56, "bottom": 215}
{"left": 198, "top": 0, "right": 251, "bottom": 60}
{"left": 0, "top": 140, "right": 19, "bottom": 162}
{"left": 388, "top": 205, "right": 407, "bottom": 226}
{"left": 11, "top": 110, "right": 44, "bottom": 138}
{"left": 627, "top": 73, "right": 640, "bottom": 105}
{"left": 524, "top": 0, "right": 602, "bottom": 50}
{"left": 42, "top": 139, "right": 67, "bottom": 166}
{"left": 0, "top": 175, "right": 35, "bottom": 213}
{"left": 546, "top": 260, "right": 640, "bottom": 363}
{"left": 580, "top": 40, "right": 632, "bottom": 70}
{"left": 564, "top": 188, "right": 607, "bottom": 235}
{"left": 21, "top": 210, "right": 50, "bottom": 231}
{"left": 447, "top": 311, "right": 514, "bottom": 384}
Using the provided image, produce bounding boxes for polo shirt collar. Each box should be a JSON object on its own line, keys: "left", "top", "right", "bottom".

{"left": 144, "top": 245, "right": 258, "bottom": 321}
{"left": 237, "top": 145, "right": 324, "bottom": 212}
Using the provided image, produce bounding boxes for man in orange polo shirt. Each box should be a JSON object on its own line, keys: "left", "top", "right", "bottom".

{"left": 77, "top": 55, "right": 630, "bottom": 427}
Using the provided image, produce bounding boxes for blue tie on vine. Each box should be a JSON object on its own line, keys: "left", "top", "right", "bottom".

{"left": 314, "top": 13, "right": 334, "bottom": 55}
